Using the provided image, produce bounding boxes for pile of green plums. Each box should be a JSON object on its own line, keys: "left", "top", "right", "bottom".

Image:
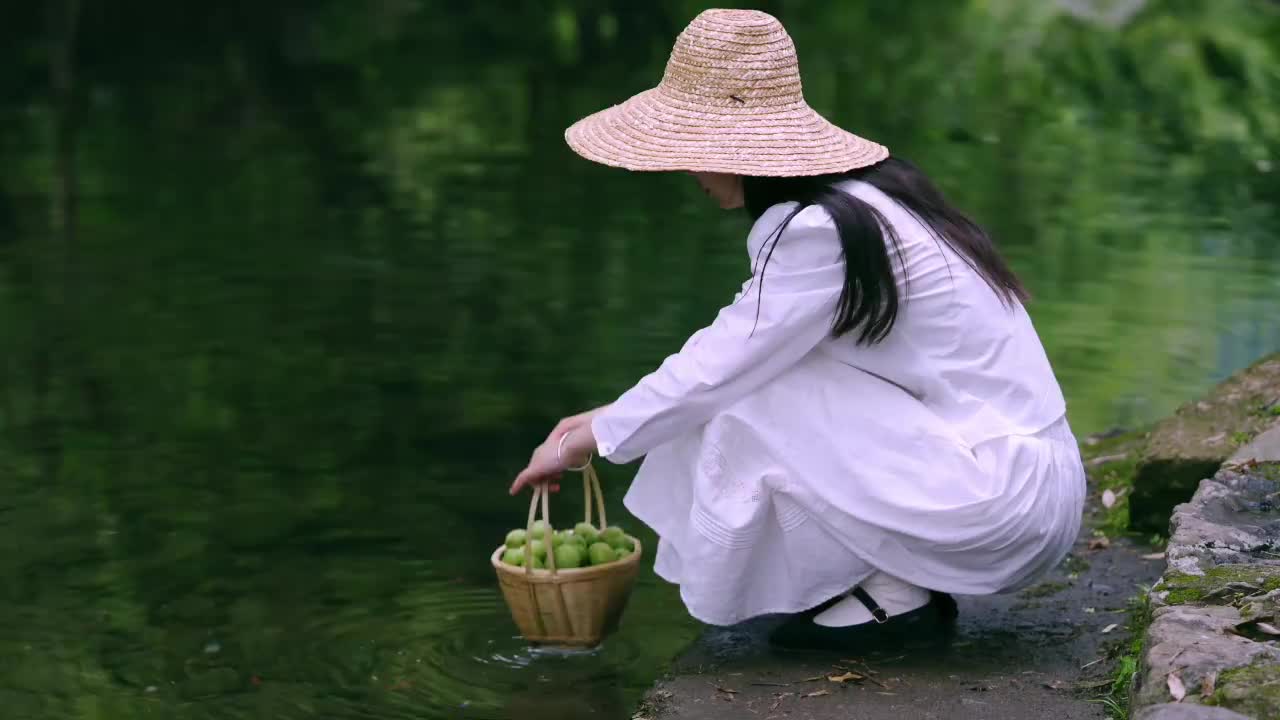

{"left": 501, "top": 520, "right": 635, "bottom": 569}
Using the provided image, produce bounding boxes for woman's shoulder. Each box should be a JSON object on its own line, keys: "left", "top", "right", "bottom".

{"left": 746, "top": 202, "right": 837, "bottom": 258}
{"left": 833, "top": 179, "right": 921, "bottom": 234}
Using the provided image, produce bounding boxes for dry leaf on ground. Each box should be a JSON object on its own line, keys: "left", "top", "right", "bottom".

{"left": 1101, "top": 489, "right": 1118, "bottom": 508}
{"left": 1202, "top": 672, "right": 1217, "bottom": 698}
{"left": 828, "top": 671, "right": 865, "bottom": 684}
{"left": 803, "top": 690, "right": 831, "bottom": 698}
{"left": 1088, "top": 536, "right": 1112, "bottom": 551}
{"left": 1168, "top": 672, "right": 1186, "bottom": 701}
{"left": 1101, "top": 623, "right": 1119, "bottom": 634}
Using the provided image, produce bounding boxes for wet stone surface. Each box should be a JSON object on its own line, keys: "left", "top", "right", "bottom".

{"left": 1129, "top": 354, "right": 1280, "bottom": 534}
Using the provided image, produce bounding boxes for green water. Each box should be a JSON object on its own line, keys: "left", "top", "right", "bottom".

{"left": 1, "top": 2, "right": 1278, "bottom": 718}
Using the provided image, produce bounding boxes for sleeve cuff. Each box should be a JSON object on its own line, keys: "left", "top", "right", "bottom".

{"left": 590, "top": 413, "right": 626, "bottom": 463}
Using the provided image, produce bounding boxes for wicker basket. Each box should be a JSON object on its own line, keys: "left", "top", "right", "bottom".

{"left": 492, "top": 464, "right": 642, "bottom": 647}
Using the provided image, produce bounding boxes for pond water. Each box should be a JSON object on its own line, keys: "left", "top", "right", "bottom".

{"left": 1, "top": 2, "right": 1277, "bottom": 719}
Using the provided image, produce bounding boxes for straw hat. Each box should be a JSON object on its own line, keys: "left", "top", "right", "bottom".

{"left": 565, "top": 9, "right": 889, "bottom": 177}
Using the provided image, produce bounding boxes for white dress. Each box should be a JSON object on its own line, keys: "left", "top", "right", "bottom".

{"left": 591, "top": 180, "right": 1087, "bottom": 626}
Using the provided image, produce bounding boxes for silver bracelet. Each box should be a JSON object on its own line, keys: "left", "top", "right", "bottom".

{"left": 557, "top": 430, "right": 593, "bottom": 472}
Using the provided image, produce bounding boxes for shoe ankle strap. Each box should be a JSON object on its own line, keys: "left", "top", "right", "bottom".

{"left": 850, "top": 586, "right": 889, "bottom": 624}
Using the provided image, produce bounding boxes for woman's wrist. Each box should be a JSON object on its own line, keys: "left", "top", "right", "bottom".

{"left": 557, "top": 426, "right": 598, "bottom": 470}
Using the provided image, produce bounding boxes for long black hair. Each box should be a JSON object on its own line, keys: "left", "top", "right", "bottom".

{"left": 742, "top": 157, "right": 1028, "bottom": 344}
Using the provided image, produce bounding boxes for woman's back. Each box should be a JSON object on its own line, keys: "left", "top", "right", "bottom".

{"left": 749, "top": 179, "right": 1068, "bottom": 448}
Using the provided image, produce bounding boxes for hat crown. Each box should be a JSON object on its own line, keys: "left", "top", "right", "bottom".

{"left": 659, "top": 9, "right": 804, "bottom": 110}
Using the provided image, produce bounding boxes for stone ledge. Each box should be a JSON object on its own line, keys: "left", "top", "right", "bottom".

{"left": 1129, "top": 353, "right": 1280, "bottom": 534}
{"left": 1134, "top": 604, "right": 1280, "bottom": 709}
{"left": 1133, "top": 425, "right": 1280, "bottom": 719}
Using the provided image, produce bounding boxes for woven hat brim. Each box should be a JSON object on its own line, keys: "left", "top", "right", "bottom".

{"left": 565, "top": 88, "right": 889, "bottom": 177}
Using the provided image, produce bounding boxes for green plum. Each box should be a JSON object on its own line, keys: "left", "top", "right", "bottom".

{"left": 505, "top": 529, "right": 527, "bottom": 549}
{"left": 588, "top": 542, "right": 616, "bottom": 566}
{"left": 553, "top": 543, "right": 584, "bottom": 569}
{"left": 550, "top": 530, "right": 567, "bottom": 547}
{"left": 528, "top": 539, "right": 548, "bottom": 560}
{"left": 563, "top": 531, "right": 587, "bottom": 547}
{"left": 502, "top": 547, "right": 526, "bottom": 567}
{"left": 530, "top": 554, "right": 546, "bottom": 570}
{"left": 615, "top": 546, "right": 633, "bottom": 561}
{"left": 530, "top": 520, "right": 550, "bottom": 537}
{"left": 574, "top": 522, "right": 599, "bottom": 544}
{"left": 600, "top": 526, "right": 627, "bottom": 549}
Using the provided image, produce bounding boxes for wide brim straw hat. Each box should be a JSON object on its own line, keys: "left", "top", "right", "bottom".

{"left": 565, "top": 9, "right": 889, "bottom": 178}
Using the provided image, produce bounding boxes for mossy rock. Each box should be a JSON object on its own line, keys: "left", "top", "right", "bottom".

{"left": 1160, "top": 565, "right": 1280, "bottom": 606}
{"left": 1206, "top": 660, "right": 1280, "bottom": 719}
{"left": 1130, "top": 353, "right": 1280, "bottom": 534}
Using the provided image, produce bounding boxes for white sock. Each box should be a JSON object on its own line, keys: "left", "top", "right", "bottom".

{"left": 813, "top": 572, "right": 931, "bottom": 627}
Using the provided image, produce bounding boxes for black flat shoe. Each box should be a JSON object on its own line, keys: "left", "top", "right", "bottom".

{"left": 767, "top": 590, "right": 958, "bottom": 653}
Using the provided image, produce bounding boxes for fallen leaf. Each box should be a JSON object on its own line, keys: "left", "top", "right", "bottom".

{"left": 714, "top": 686, "right": 738, "bottom": 694}
{"left": 799, "top": 675, "right": 824, "bottom": 682}
{"left": 1101, "top": 623, "right": 1119, "bottom": 634}
{"left": 1202, "top": 672, "right": 1217, "bottom": 698}
{"left": 1168, "top": 672, "right": 1186, "bottom": 702}
{"left": 803, "top": 690, "right": 830, "bottom": 698}
{"left": 1088, "top": 536, "right": 1112, "bottom": 551}
{"left": 1084, "top": 607, "right": 1096, "bottom": 613}
{"left": 1140, "top": 553, "right": 1165, "bottom": 560}
{"left": 1255, "top": 622, "right": 1280, "bottom": 636}
{"left": 1101, "top": 489, "right": 1118, "bottom": 508}
{"left": 827, "top": 671, "right": 864, "bottom": 684}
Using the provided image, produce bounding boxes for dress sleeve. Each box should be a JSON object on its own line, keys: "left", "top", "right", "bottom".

{"left": 591, "top": 204, "right": 846, "bottom": 464}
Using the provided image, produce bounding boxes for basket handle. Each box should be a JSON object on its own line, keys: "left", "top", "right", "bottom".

{"left": 582, "top": 462, "right": 607, "bottom": 530}
{"left": 525, "top": 482, "right": 559, "bottom": 576}
{"left": 524, "top": 461, "right": 611, "bottom": 576}
{"left": 524, "top": 461, "right": 612, "bottom": 578}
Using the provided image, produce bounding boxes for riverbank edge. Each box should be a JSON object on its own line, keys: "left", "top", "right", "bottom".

{"left": 1129, "top": 423, "right": 1280, "bottom": 720}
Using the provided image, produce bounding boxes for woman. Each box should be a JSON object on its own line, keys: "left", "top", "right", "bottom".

{"left": 510, "top": 9, "right": 1085, "bottom": 649}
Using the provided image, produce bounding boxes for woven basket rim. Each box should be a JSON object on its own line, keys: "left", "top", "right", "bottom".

{"left": 490, "top": 535, "right": 643, "bottom": 581}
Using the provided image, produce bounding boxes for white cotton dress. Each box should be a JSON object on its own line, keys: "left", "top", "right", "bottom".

{"left": 591, "top": 179, "right": 1087, "bottom": 626}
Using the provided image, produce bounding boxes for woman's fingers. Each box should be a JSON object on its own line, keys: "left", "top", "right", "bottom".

{"left": 509, "top": 470, "right": 563, "bottom": 496}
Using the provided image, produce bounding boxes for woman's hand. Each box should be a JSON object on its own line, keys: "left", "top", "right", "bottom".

{"left": 541, "top": 405, "right": 609, "bottom": 448}
{"left": 509, "top": 409, "right": 606, "bottom": 495}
